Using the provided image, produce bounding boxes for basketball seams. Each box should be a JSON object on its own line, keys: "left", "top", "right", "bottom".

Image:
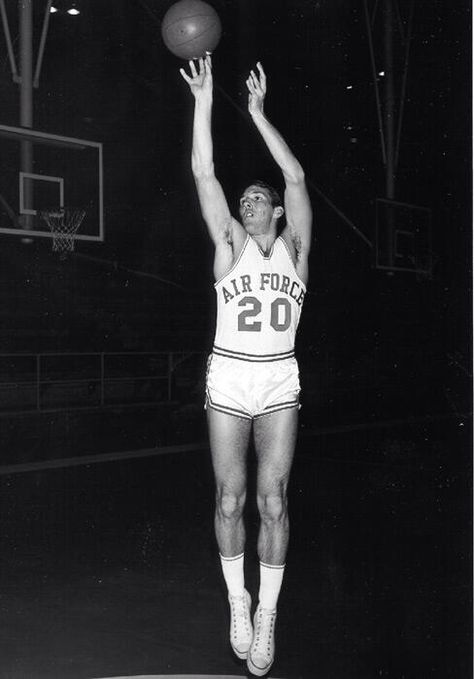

{"left": 164, "top": 20, "right": 220, "bottom": 48}
{"left": 164, "top": 13, "right": 218, "bottom": 26}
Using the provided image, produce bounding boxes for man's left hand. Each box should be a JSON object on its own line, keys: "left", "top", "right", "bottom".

{"left": 246, "top": 62, "right": 267, "bottom": 117}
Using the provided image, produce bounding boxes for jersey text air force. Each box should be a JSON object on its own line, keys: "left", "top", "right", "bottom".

{"left": 213, "top": 235, "right": 306, "bottom": 362}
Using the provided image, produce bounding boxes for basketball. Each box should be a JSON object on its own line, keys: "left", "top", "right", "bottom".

{"left": 161, "top": 0, "right": 222, "bottom": 60}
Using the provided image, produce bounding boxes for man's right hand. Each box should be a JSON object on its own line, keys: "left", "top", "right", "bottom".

{"left": 180, "top": 54, "right": 213, "bottom": 99}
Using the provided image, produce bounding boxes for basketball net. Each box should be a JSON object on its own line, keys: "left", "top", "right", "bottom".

{"left": 40, "top": 207, "right": 86, "bottom": 260}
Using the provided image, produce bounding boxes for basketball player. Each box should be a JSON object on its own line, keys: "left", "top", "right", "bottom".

{"left": 180, "top": 54, "right": 312, "bottom": 676}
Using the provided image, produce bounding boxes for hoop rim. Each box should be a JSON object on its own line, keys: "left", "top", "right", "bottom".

{"left": 39, "top": 206, "right": 86, "bottom": 219}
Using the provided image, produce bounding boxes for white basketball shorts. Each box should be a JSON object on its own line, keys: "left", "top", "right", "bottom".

{"left": 205, "top": 353, "right": 301, "bottom": 420}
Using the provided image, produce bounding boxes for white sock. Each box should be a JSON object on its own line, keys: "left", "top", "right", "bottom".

{"left": 220, "top": 552, "right": 245, "bottom": 597}
{"left": 258, "top": 561, "right": 285, "bottom": 611}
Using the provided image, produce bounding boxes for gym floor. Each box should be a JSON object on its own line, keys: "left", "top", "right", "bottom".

{"left": 0, "top": 414, "right": 471, "bottom": 679}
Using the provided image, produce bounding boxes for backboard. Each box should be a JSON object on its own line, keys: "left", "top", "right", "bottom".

{"left": 375, "top": 198, "right": 432, "bottom": 277}
{"left": 0, "top": 123, "right": 103, "bottom": 242}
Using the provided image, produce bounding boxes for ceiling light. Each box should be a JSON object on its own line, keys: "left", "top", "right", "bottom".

{"left": 67, "top": 5, "right": 80, "bottom": 15}
{"left": 49, "top": 5, "right": 58, "bottom": 12}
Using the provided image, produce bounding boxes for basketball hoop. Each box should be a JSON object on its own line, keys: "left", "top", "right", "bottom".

{"left": 40, "top": 207, "right": 86, "bottom": 260}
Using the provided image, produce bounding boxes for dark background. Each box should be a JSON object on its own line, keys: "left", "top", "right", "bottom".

{"left": 0, "top": 0, "right": 471, "bottom": 457}
{"left": 0, "top": 0, "right": 471, "bottom": 360}
{"left": 0, "top": 3, "right": 471, "bottom": 678}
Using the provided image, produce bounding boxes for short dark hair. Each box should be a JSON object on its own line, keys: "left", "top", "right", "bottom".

{"left": 246, "top": 180, "right": 283, "bottom": 208}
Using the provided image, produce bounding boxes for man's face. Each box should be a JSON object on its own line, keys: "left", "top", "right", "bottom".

{"left": 239, "top": 185, "right": 276, "bottom": 233}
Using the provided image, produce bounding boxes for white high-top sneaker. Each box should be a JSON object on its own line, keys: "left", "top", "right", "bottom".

{"left": 247, "top": 604, "right": 277, "bottom": 676}
{"left": 228, "top": 589, "right": 253, "bottom": 659}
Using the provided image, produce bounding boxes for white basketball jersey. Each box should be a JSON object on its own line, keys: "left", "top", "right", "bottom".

{"left": 213, "top": 235, "right": 306, "bottom": 362}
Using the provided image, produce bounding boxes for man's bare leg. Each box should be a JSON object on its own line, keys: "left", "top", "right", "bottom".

{"left": 247, "top": 406, "right": 298, "bottom": 676}
{"left": 207, "top": 408, "right": 252, "bottom": 557}
{"left": 254, "top": 407, "right": 298, "bottom": 565}
{"left": 207, "top": 407, "right": 253, "bottom": 659}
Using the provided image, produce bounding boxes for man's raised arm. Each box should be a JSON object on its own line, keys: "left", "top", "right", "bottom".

{"left": 180, "top": 56, "right": 240, "bottom": 250}
{"left": 246, "top": 63, "right": 312, "bottom": 278}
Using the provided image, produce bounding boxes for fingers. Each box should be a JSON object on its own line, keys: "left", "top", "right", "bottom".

{"left": 246, "top": 62, "right": 266, "bottom": 94}
{"left": 246, "top": 74, "right": 265, "bottom": 96}
{"left": 204, "top": 52, "right": 212, "bottom": 74}
{"left": 179, "top": 68, "right": 192, "bottom": 84}
{"left": 179, "top": 55, "right": 212, "bottom": 85}
{"left": 256, "top": 61, "right": 266, "bottom": 82}
{"left": 251, "top": 70, "right": 261, "bottom": 90}
{"left": 179, "top": 59, "right": 198, "bottom": 84}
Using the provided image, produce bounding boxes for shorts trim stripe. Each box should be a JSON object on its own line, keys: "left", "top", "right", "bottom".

{"left": 213, "top": 345, "right": 295, "bottom": 362}
{"left": 206, "top": 393, "right": 252, "bottom": 420}
{"left": 254, "top": 399, "right": 300, "bottom": 418}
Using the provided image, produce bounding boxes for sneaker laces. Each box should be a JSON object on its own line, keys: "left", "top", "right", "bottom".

{"left": 230, "top": 593, "right": 250, "bottom": 622}
{"left": 251, "top": 606, "right": 276, "bottom": 663}
{"left": 229, "top": 591, "right": 252, "bottom": 647}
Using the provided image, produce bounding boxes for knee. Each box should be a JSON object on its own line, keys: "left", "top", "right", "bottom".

{"left": 216, "top": 488, "right": 246, "bottom": 521}
{"left": 257, "top": 491, "right": 288, "bottom": 524}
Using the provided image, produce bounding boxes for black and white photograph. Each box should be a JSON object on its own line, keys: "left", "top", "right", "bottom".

{"left": 0, "top": 1, "right": 471, "bottom": 678}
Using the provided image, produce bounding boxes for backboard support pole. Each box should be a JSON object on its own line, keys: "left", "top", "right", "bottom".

{"left": 19, "top": 0, "right": 34, "bottom": 236}
{"left": 0, "top": 0, "right": 18, "bottom": 80}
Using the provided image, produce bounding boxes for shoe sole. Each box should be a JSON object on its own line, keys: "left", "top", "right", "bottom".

{"left": 247, "top": 654, "right": 274, "bottom": 676}
{"left": 231, "top": 644, "right": 249, "bottom": 660}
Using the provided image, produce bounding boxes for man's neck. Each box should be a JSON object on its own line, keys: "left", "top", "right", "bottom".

{"left": 251, "top": 230, "right": 278, "bottom": 255}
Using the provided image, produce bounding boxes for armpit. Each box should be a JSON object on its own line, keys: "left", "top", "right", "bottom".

{"left": 223, "top": 218, "right": 233, "bottom": 245}
{"left": 292, "top": 233, "right": 303, "bottom": 260}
